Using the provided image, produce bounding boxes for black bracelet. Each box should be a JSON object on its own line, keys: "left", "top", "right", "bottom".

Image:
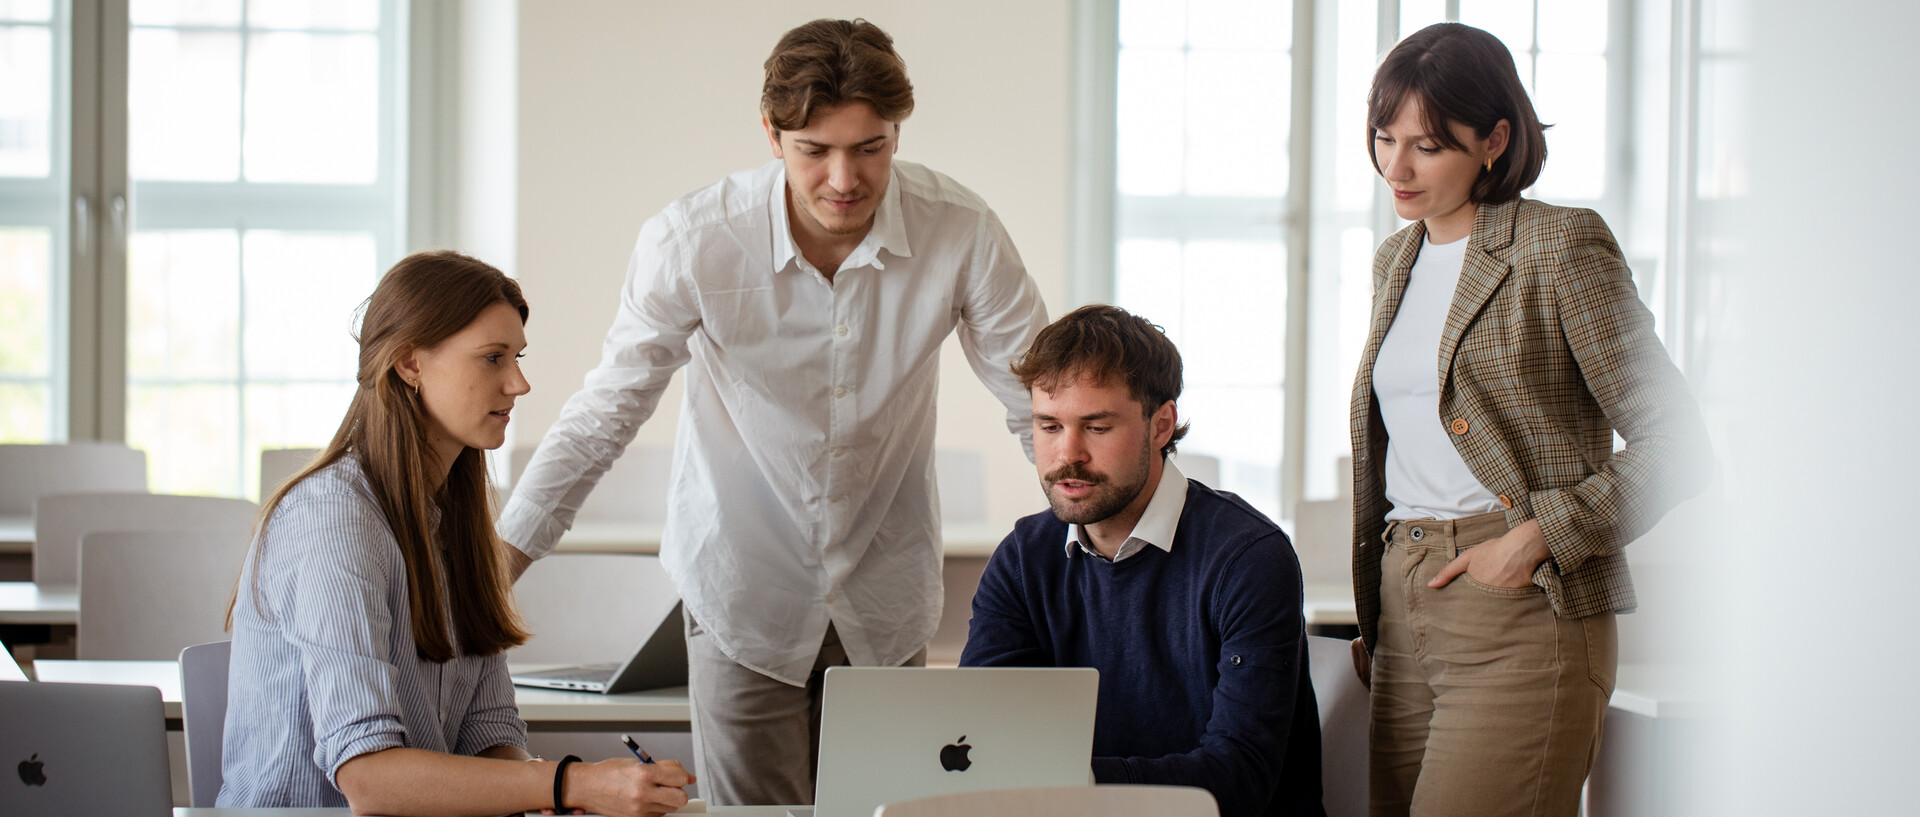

{"left": 554, "top": 754, "right": 583, "bottom": 813}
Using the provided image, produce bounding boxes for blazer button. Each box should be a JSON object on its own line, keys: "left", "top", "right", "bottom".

{"left": 1498, "top": 494, "right": 1513, "bottom": 509}
{"left": 1450, "top": 418, "right": 1469, "bottom": 435}
{"left": 1230, "top": 654, "right": 1243, "bottom": 666}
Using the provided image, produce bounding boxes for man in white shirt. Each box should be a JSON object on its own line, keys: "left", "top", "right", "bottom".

{"left": 497, "top": 18, "right": 1048, "bottom": 806}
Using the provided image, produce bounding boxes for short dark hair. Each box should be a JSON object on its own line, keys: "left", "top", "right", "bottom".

{"left": 762, "top": 19, "right": 915, "bottom": 133}
{"left": 1367, "top": 22, "right": 1548, "bottom": 204}
{"left": 1012, "top": 304, "right": 1190, "bottom": 457}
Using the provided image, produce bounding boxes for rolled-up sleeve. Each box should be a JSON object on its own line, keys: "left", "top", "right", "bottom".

{"left": 270, "top": 494, "right": 410, "bottom": 786}
{"left": 455, "top": 655, "right": 528, "bottom": 756}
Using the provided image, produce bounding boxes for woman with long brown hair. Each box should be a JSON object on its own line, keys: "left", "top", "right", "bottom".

{"left": 220, "top": 251, "right": 693, "bottom": 816}
{"left": 1347, "top": 23, "right": 1710, "bottom": 817}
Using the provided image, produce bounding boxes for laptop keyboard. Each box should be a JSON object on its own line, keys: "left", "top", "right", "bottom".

{"left": 518, "top": 663, "right": 619, "bottom": 683}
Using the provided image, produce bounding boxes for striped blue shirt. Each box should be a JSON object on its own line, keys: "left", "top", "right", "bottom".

{"left": 218, "top": 457, "right": 526, "bottom": 807}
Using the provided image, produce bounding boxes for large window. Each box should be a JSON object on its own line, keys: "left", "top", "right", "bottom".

{"left": 125, "top": 0, "right": 403, "bottom": 497}
{"left": 1111, "top": 0, "right": 1297, "bottom": 520}
{"left": 1102, "top": 0, "right": 1633, "bottom": 516}
{"left": 0, "top": 0, "right": 70, "bottom": 444}
{"left": 1, "top": 0, "right": 408, "bottom": 499}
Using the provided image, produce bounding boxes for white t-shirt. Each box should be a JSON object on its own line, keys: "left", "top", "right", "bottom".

{"left": 1372, "top": 231, "right": 1504, "bottom": 521}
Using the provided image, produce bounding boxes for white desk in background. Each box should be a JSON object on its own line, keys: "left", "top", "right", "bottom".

{"left": 0, "top": 583, "right": 1353, "bottom": 632}
{"left": 1587, "top": 662, "right": 1716, "bottom": 817}
{"left": 0, "top": 514, "right": 30, "bottom": 554}
{"left": 558, "top": 521, "right": 1359, "bottom": 628}
{"left": 0, "top": 581, "right": 78, "bottom": 625}
{"left": 33, "top": 660, "right": 692, "bottom": 732}
{"left": 558, "top": 520, "right": 1009, "bottom": 559}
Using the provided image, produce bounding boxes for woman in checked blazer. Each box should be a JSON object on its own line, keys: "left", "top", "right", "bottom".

{"left": 1347, "top": 23, "right": 1712, "bottom": 817}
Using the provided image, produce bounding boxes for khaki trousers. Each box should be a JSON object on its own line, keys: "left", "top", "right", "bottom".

{"left": 1369, "top": 512, "right": 1617, "bottom": 817}
{"left": 684, "top": 611, "right": 926, "bottom": 806}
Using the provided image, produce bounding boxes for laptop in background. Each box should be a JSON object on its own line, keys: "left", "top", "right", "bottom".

{"left": 511, "top": 600, "right": 687, "bottom": 694}
{"left": 802, "top": 666, "right": 1100, "bottom": 817}
{"left": 1, "top": 681, "right": 172, "bottom": 816}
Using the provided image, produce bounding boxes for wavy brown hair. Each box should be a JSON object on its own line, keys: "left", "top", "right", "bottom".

{"left": 762, "top": 18, "right": 915, "bottom": 133}
{"left": 1012, "top": 304, "right": 1190, "bottom": 457}
{"left": 229, "top": 250, "right": 531, "bottom": 662}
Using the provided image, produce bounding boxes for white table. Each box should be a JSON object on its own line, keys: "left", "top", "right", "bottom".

{"left": 0, "top": 514, "right": 30, "bottom": 555}
{"left": 34, "top": 660, "right": 692, "bottom": 732}
{"left": 559, "top": 520, "right": 1008, "bottom": 559}
{"left": 0, "top": 582, "right": 1355, "bottom": 631}
{"left": 0, "top": 581, "right": 78, "bottom": 624}
{"left": 1588, "top": 662, "right": 1715, "bottom": 817}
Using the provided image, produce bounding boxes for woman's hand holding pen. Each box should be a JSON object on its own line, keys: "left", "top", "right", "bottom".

{"left": 560, "top": 757, "right": 696, "bottom": 817}
{"left": 540, "top": 737, "right": 692, "bottom": 817}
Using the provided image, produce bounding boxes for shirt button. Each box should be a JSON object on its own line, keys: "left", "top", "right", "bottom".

{"left": 825, "top": 591, "right": 838, "bottom": 604}
{"left": 1450, "top": 418, "right": 1470, "bottom": 435}
{"left": 832, "top": 447, "right": 846, "bottom": 457}
{"left": 834, "top": 386, "right": 847, "bottom": 398}
{"left": 835, "top": 324, "right": 848, "bottom": 337}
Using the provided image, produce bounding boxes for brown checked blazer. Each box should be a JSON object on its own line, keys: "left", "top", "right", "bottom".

{"left": 1349, "top": 198, "right": 1712, "bottom": 649}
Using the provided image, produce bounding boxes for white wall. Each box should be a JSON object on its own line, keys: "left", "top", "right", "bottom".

{"left": 509, "top": 1, "right": 1073, "bottom": 527}
{"left": 1692, "top": 0, "right": 1920, "bottom": 812}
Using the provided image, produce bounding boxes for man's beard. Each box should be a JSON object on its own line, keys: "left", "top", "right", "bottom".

{"left": 1042, "top": 437, "right": 1154, "bottom": 525}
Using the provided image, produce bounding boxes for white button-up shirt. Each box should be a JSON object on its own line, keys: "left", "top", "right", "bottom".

{"left": 499, "top": 159, "right": 1047, "bottom": 685}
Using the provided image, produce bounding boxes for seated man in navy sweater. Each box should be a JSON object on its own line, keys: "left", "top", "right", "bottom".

{"left": 961, "top": 304, "right": 1324, "bottom": 817}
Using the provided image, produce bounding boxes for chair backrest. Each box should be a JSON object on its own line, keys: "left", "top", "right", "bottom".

{"left": 34, "top": 492, "right": 258, "bottom": 586}
{"left": 257, "top": 447, "right": 321, "bottom": 502}
{"left": 507, "top": 552, "right": 681, "bottom": 664}
{"left": 77, "top": 529, "right": 252, "bottom": 659}
{"left": 934, "top": 448, "right": 988, "bottom": 525}
{"left": 510, "top": 444, "right": 672, "bottom": 523}
{"left": 1174, "top": 452, "right": 1221, "bottom": 487}
{"left": 874, "top": 784, "right": 1218, "bottom": 817}
{"left": 0, "top": 637, "right": 25, "bottom": 682}
{"left": 179, "top": 640, "right": 232, "bottom": 807}
{"left": 1292, "top": 497, "right": 1355, "bottom": 586}
{"left": 0, "top": 443, "right": 146, "bottom": 516}
{"left": 1308, "top": 635, "right": 1369, "bottom": 817}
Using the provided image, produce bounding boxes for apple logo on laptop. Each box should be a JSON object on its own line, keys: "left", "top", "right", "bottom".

{"left": 939, "top": 736, "right": 972, "bottom": 772}
{"left": 17, "top": 754, "right": 46, "bottom": 786}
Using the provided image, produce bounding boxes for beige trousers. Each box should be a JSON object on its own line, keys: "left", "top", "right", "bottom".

{"left": 684, "top": 611, "right": 925, "bottom": 806}
{"left": 1369, "top": 511, "right": 1617, "bottom": 817}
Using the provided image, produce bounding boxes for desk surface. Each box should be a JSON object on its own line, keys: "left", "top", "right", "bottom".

{"left": 0, "top": 581, "right": 77, "bottom": 624}
{"left": 1609, "top": 662, "right": 1715, "bottom": 719}
{"left": 34, "top": 660, "right": 692, "bottom": 726}
{"left": 0, "top": 515, "right": 29, "bottom": 554}
{"left": 560, "top": 520, "right": 1009, "bottom": 559}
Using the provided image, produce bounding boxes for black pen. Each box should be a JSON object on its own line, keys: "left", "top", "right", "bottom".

{"left": 620, "top": 733, "right": 656, "bottom": 764}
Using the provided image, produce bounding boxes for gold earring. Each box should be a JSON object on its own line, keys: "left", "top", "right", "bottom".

{"left": 411, "top": 379, "right": 420, "bottom": 396}
{"left": 1485, "top": 158, "right": 1494, "bottom": 173}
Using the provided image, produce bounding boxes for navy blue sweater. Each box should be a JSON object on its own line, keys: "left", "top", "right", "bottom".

{"left": 961, "top": 481, "right": 1324, "bottom": 817}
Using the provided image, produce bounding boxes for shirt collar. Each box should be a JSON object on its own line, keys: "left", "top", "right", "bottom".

{"left": 769, "top": 163, "right": 912, "bottom": 277}
{"left": 1063, "top": 457, "right": 1190, "bottom": 561}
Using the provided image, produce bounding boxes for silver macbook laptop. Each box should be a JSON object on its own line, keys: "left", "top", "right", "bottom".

{"left": 803, "top": 666, "right": 1100, "bottom": 817}
{"left": 511, "top": 600, "right": 687, "bottom": 694}
{"left": 1, "top": 681, "right": 172, "bottom": 816}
